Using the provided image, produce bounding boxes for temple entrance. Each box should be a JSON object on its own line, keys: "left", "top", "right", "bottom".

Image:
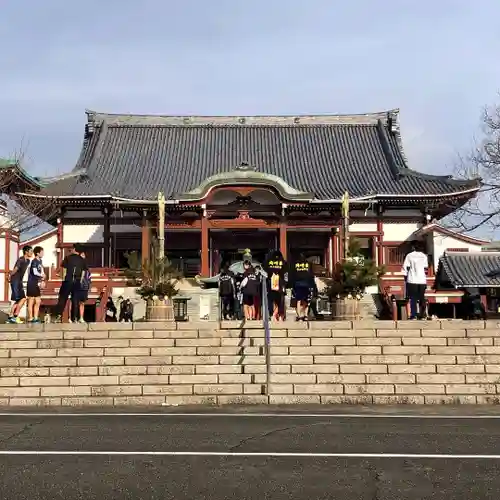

{"left": 211, "top": 229, "right": 277, "bottom": 273}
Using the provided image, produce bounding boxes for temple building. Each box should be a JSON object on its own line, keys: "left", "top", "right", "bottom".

{"left": 0, "top": 108, "right": 484, "bottom": 315}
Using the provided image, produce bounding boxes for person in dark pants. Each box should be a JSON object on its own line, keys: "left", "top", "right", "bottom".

{"left": 27, "top": 246, "right": 45, "bottom": 324}
{"left": 7, "top": 245, "right": 33, "bottom": 323}
{"left": 240, "top": 261, "right": 260, "bottom": 320}
{"left": 218, "top": 263, "right": 236, "bottom": 320}
{"left": 263, "top": 250, "right": 287, "bottom": 321}
{"left": 54, "top": 243, "right": 88, "bottom": 323}
{"left": 402, "top": 241, "right": 428, "bottom": 320}
{"left": 307, "top": 278, "right": 319, "bottom": 320}
{"left": 118, "top": 297, "right": 134, "bottom": 322}
{"left": 290, "top": 253, "right": 315, "bottom": 321}
{"left": 105, "top": 297, "right": 118, "bottom": 322}
{"left": 463, "top": 287, "right": 486, "bottom": 320}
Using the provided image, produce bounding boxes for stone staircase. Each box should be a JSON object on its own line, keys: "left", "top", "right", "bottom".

{"left": 0, "top": 318, "right": 498, "bottom": 406}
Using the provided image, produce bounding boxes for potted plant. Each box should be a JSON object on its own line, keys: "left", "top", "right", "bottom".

{"left": 125, "top": 249, "right": 182, "bottom": 321}
{"left": 325, "top": 239, "right": 385, "bottom": 320}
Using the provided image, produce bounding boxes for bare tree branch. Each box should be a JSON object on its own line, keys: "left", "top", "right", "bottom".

{"left": 448, "top": 96, "right": 500, "bottom": 234}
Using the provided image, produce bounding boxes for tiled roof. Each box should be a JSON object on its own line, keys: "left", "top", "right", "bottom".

{"left": 40, "top": 109, "right": 479, "bottom": 201}
{"left": 410, "top": 223, "right": 489, "bottom": 246}
{"left": 438, "top": 252, "right": 500, "bottom": 287}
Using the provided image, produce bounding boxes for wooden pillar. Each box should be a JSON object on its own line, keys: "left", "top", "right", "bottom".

{"left": 376, "top": 215, "right": 384, "bottom": 267}
{"left": 103, "top": 207, "right": 111, "bottom": 267}
{"left": 279, "top": 222, "right": 287, "bottom": 260}
{"left": 201, "top": 215, "right": 209, "bottom": 277}
{"left": 331, "top": 229, "right": 340, "bottom": 272}
{"left": 141, "top": 211, "right": 151, "bottom": 266}
{"left": 339, "top": 218, "right": 344, "bottom": 260}
{"left": 329, "top": 229, "right": 337, "bottom": 274}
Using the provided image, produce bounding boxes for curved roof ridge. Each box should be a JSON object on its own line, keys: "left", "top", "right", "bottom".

{"left": 381, "top": 111, "right": 482, "bottom": 188}
{"left": 402, "top": 168, "right": 481, "bottom": 187}
{"left": 85, "top": 108, "right": 400, "bottom": 127}
{"left": 39, "top": 168, "right": 87, "bottom": 185}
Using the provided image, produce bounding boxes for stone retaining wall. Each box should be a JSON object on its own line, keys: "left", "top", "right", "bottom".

{"left": 0, "top": 320, "right": 499, "bottom": 406}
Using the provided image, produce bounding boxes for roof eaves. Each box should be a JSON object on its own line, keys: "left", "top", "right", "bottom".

{"left": 13, "top": 192, "right": 178, "bottom": 206}
{"left": 84, "top": 108, "right": 400, "bottom": 127}
{"left": 310, "top": 186, "right": 481, "bottom": 204}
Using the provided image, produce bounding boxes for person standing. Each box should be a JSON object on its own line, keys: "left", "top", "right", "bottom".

{"left": 290, "top": 253, "right": 315, "bottom": 321}
{"left": 239, "top": 260, "right": 260, "bottom": 320}
{"left": 77, "top": 251, "right": 91, "bottom": 324}
{"left": 26, "top": 246, "right": 45, "bottom": 323}
{"left": 7, "top": 245, "right": 33, "bottom": 323}
{"left": 264, "top": 250, "right": 287, "bottom": 321}
{"left": 218, "top": 263, "right": 236, "bottom": 320}
{"left": 54, "top": 243, "right": 88, "bottom": 323}
{"left": 402, "top": 241, "right": 429, "bottom": 320}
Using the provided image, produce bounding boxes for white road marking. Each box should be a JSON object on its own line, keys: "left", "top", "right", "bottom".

{"left": 0, "top": 412, "right": 499, "bottom": 419}
{"left": 0, "top": 451, "right": 498, "bottom": 459}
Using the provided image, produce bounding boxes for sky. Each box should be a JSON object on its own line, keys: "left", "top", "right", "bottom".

{"left": 1, "top": 0, "right": 500, "bottom": 196}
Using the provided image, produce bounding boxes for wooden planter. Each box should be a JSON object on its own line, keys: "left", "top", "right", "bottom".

{"left": 331, "top": 297, "right": 361, "bottom": 321}
{"left": 145, "top": 298, "right": 174, "bottom": 322}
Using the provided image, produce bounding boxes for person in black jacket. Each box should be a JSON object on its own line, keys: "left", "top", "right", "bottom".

{"left": 240, "top": 260, "right": 260, "bottom": 320}
{"left": 290, "top": 253, "right": 315, "bottom": 321}
{"left": 264, "top": 250, "right": 287, "bottom": 321}
{"left": 218, "top": 263, "right": 236, "bottom": 320}
{"left": 54, "top": 243, "right": 88, "bottom": 322}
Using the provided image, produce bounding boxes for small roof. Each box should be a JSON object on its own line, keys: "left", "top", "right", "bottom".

{"left": 438, "top": 252, "right": 500, "bottom": 288}
{"left": 17, "top": 108, "right": 479, "bottom": 204}
{"left": 410, "top": 223, "right": 489, "bottom": 246}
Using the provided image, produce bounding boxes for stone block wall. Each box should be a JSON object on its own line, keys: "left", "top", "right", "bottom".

{"left": 0, "top": 320, "right": 499, "bottom": 406}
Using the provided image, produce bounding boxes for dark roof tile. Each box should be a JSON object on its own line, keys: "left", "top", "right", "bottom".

{"left": 438, "top": 252, "right": 500, "bottom": 287}
{"left": 41, "top": 110, "right": 479, "bottom": 201}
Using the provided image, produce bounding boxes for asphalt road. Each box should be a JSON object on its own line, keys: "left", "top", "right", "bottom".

{"left": 0, "top": 406, "right": 499, "bottom": 499}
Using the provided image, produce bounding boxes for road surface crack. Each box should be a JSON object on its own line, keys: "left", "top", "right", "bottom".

{"left": 0, "top": 420, "right": 43, "bottom": 446}
{"left": 366, "top": 464, "right": 382, "bottom": 500}
{"left": 229, "top": 422, "right": 325, "bottom": 451}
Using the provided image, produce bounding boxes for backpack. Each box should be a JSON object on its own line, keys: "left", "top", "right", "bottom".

{"left": 81, "top": 270, "right": 91, "bottom": 290}
{"left": 243, "top": 272, "right": 260, "bottom": 296}
{"left": 219, "top": 273, "right": 234, "bottom": 296}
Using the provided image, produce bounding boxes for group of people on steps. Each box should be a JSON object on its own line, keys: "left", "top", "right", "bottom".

{"left": 7, "top": 243, "right": 91, "bottom": 323}
{"left": 218, "top": 250, "right": 317, "bottom": 322}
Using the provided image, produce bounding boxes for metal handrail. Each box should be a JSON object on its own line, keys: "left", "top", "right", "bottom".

{"left": 261, "top": 273, "right": 271, "bottom": 396}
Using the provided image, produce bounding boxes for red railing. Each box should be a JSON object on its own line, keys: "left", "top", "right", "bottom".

{"left": 41, "top": 268, "right": 117, "bottom": 322}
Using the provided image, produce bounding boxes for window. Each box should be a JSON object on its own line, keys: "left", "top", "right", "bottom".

{"left": 384, "top": 245, "right": 405, "bottom": 265}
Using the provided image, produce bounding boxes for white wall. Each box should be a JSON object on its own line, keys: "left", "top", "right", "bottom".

{"left": 0, "top": 235, "right": 5, "bottom": 270}
{"left": 0, "top": 235, "right": 6, "bottom": 302}
{"left": 63, "top": 224, "right": 103, "bottom": 243}
{"left": 431, "top": 233, "right": 483, "bottom": 269}
{"left": 349, "top": 222, "right": 377, "bottom": 232}
{"left": 383, "top": 222, "right": 421, "bottom": 242}
{"left": 9, "top": 240, "right": 18, "bottom": 270}
{"left": 30, "top": 234, "right": 58, "bottom": 270}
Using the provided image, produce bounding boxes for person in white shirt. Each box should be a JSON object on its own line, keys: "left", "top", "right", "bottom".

{"left": 402, "top": 241, "right": 428, "bottom": 319}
